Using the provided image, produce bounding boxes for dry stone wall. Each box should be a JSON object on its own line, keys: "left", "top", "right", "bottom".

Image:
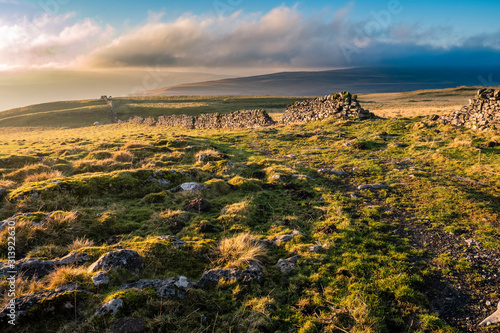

{"left": 281, "top": 92, "right": 375, "bottom": 125}
{"left": 129, "top": 109, "right": 276, "bottom": 129}
{"left": 437, "top": 89, "right": 500, "bottom": 131}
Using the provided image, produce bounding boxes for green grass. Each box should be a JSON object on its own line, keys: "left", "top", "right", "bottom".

{"left": 0, "top": 90, "right": 499, "bottom": 332}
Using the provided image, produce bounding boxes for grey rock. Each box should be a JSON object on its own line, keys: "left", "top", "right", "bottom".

{"left": 109, "top": 317, "right": 146, "bottom": 333}
{"left": 0, "top": 284, "right": 83, "bottom": 324}
{"left": 196, "top": 265, "right": 262, "bottom": 289}
{"left": 56, "top": 252, "right": 91, "bottom": 266}
{"left": 318, "top": 169, "right": 347, "bottom": 176}
{"left": 171, "top": 182, "right": 207, "bottom": 192}
{"left": 479, "top": 301, "right": 500, "bottom": 326}
{"left": 357, "top": 184, "right": 389, "bottom": 190}
{"left": 269, "top": 174, "right": 284, "bottom": 181}
{"left": 309, "top": 246, "right": 323, "bottom": 253}
{"left": 87, "top": 249, "right": 144, "bottom": 273}
{"left": 277, "top": 255, "right": 301, "bottom": 274}
{"left": 274, "top": 230, "right": 305, "bottom": 245}
{"left": 92, "top": 272, "right": 110, "bottom": 286}
{"left": 158, "top": 235, "right": 187, "bottom": 248}
{"left": 118, "top": 276, "right": 193, "bottom": 298}
{"left": 96, "top": 298, "right": 123, "bottom": 317}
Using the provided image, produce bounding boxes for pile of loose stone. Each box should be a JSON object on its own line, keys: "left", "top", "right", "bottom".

{"left": 436, "top": 89, "right": 500, "bottom": 131}
{"left": 280, "top": 92, "right": 375, "bottom": 125}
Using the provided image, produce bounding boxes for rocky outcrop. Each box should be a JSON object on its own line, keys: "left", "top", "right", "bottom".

{"left": 130, "top": 109, "right": 275, "bottom": 129}
{"left": 117, "top": 276, "right": 193, "bottom": 298}
{"left": 281, "top": 92, "right": 375, "bottom": 125}
{"left": 196, "top": 265, "right": 263, "bottom": 289}
{"left": 0, "top": 284, "right": 86, "bottom": 324}
{"left": 437, "top": 89, "right": 500, "bottom": 131}
{"left": 276, "top": 255, "right": 301, "bottom": 274}
{"left": 0, "top": 253, "right": 91, "bottom": 279}
{"left": 87, "top": 249, "right": 144, "bottom": 273}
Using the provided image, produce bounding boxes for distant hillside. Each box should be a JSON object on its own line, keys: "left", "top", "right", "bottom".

{"left": 0, "top": 86, "right": 494, "bottom": 128}
{"left": 140, "top": 66, "right": 500, "bottom": 96}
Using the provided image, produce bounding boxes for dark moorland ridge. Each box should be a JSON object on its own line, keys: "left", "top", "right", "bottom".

{"left": 139, "top": 66, "right": 500, "bottom": 97}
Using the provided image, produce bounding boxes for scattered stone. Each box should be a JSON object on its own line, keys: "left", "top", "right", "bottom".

{"left": 452, "top": 175, "right": 486, "bottom": 187}
{"left": 96, "top": 298, "right": 123, "bottom": 317}
{"left": 158, "top": 235, "right": 187, "bottom": 248}
{"left": 92, "top": 272, "right": 110, "bottom": 286}
{"left": 309, "top": 246, "right": 323, "bottom": 253}
{"left": 357, "top": 184, "right": 389, "bottom": 191}
{"left": 276, "top": 255, "right": 301, "bottom": 274}
{"left": 0, "top": 284, "right": 84, "bottom": 324}
{"left": 171, "top": 182, "right": 207, "bottom": 192}
{"left": 269, "top": 174, "right": 285, "bottom": 181}
{"left": 118, "top": 276, "right": 193, "bottom": 298}
{"left": 196, "top": 265, "right": 262, "bottom": 289}
{"left": 183, "top": 198, "right": 211, "bottom": 213}
{"left": 56, "top": 252, "right": 91, "bottom": 266}
{"left": 109, "top": 317, "right": 146, "bottom": 333}
{"left": 479, "top": 301, "right": 500, "bottom": 326}
{"left": 274, "top": 230, "right": 305, "bottom": 245}
{"left": 87, "top": 249, "right": 144, "bottom": 273}
{"left": 318, "top": 169, "right": 347, "bottom": 176}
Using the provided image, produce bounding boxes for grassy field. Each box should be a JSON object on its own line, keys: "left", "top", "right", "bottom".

{"left": 0, "top": 88, "right": 499, "bottom": 332}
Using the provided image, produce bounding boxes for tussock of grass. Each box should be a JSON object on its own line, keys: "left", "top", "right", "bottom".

{"left": 216, "top": 233, "right": 268, "bottom": 268}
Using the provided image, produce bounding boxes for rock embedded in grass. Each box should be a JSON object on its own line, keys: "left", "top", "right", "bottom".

{"left": 95, "top": 298, "right": 123, "bottom": 317}
{"left": 87, "top": 249, "right": 144, "bottom": 273}
{"left": 170, "top": 182, "right": 207, "bottom": 192}
{"left": 274, "top": 230, "right": 306, "bottom": 245}
{"left": 276, "top": 255, "right": 301, "bottom": 274}
{"left": 117, "top": 276, "right": 193, "bottom": 298}
{"left": 196, "top": 265, "right": 263, "bottom": 289}
{"left": 92, "top": 271, "right": 110, "bottom": 286}
{"left": 357, "top": 184, "right": 390, "bottom": 190}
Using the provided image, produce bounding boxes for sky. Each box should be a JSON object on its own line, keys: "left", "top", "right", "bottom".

{"left": 1, "top": 0, "right": 500, "bottom": 74}
{"left": 0, "top": 0, "right": 499, "bottom": 110}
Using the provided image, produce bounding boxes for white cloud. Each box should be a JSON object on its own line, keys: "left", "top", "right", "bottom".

{"left": 0, "top": 13, "right": 112, "bottom": 71}
{"left": 1, "top": 5, "right": 499, "bottom": 73}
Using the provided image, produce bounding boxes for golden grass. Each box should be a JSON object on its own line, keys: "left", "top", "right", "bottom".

{"left": 67, "top": 237, "right": 95, "bottom": 252}
{"left": 123, "top": 141, "right": 152, "bottom": 149}
{"left": 24, "top": 170, "right": 63, "bottom": 183}
{"left": 216, "top": 233, "right": 268, "bottom": 268}
{"left": 112, "top": 151, "right": 134, "bottom": 162}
